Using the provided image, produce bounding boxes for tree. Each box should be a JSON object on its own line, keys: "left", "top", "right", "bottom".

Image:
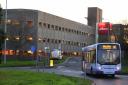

{"left": 0, "top": 29, "right": 4, "bottom": 64}
{"left": 0, "top": 6, "right": 4, "bottom": 63}
{"left": 0, "top": 6, "right": 3, "bottom": 24}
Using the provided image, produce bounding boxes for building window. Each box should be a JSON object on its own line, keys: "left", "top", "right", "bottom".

{"left": 39, "top": 22, "right": 42, "bottom": 27}
{"left": 58, "top": 40, "right": 61, "bottom": 43}
{"left": 62, "top": 27, "right": 64, "bottom": 31}
{"left": 15, "top": 36, "right": 20, "bottom": 41}
{"left": 26, "top": 36, "right": 33, "bottom": 41}
{"left": 48, "top": 24, "right": 50, "bottom": 29}
{"left": 65, "top": 28, "right": 68, "bottom": 32}
{"left": 43, "top": 23, "right": 46, "bottom": 27}
{"left": 76, "top": 31, "right": 79, "bottom": 34}
{"left": 74, "top": 30, "right": 76, "bottom": 33}
{"left": 38, "top": 38, "right": 42, "bottom": 42}
{"left": 6, "top": 37, "right": 9, "bottom": 41}
{"left": 26, "top": 20, "right": 33, "bottom": 28}
{"left": 71, "top": 29, "right": 73, "bottom": 33}
{"left": 51, "top": 25, "right": 54, "bottom": 29}
{"left": 55, "top": 39, "right": 57, "bottom": 43}
{"left": 47, "top": 38, "right": 50, "bottom": 43}
{"left": 43, "top": 39, "right": 46, "bottom": 42}
{"left": 59, "top": 27, "right": 61, "bottom": 31}
{"left": 67, "top": 41, "right": 70, "bottom": 45}
{"left": 68, "top": 29, "right": 71, "bottom": 32}
{"left": 51, "top": 39, "right": 54, "bottom": 43}
{"left": 55, "top": 26, "right": 58, "bottom": 30}
{"left": 7, "top": 19, "right": 12, "bottom": 24}
{"left": 11, "top": 19, "right": 20, "bottom": 27}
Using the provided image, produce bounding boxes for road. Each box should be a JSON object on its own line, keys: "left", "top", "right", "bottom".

{"left": 91, "top": 75, "right": 128, "bottom": 85}
{"left": 0, "top": 57, "right": 128, "bottom": 85}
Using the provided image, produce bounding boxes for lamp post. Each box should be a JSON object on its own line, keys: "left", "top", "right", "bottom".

{"left": 4, "top": 0, "right": 7, "bottom": 64}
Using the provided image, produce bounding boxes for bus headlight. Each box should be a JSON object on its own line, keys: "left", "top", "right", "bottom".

{"left": 98, "top": 66, "right": 102, "bottom": 70}
{"left": 116, "top": 66, "right": 120, "bottom": 70}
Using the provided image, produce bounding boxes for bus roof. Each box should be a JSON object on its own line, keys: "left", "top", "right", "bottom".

{"left": 82, "top": 43, "right": 120, "bottom": 51}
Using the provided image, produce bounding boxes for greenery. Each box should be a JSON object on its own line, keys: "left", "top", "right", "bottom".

{"left": 0, "top": 56, "right": 68, "bottom": 67}
{"left": 0, "top": 60, "right": 35, "bottom": 67}
{"left": 0, "top": 6, "right": 5, "bottom": 63}
{"left": 121, "top": 55, "right": 128, "bottom": 74}
{"left": 0, "top": 7, "right": 3, "bottom": 22}
{"left": 0, "top": 70, "right": 91, "bottom": 85}
{"left": 54, "top": 56, "right": 68, "bottom": 65}
{"left": 122, "top": 66, "right": 128, "bottom": 74}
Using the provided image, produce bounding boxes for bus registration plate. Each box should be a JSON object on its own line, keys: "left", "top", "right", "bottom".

{"left": 104, "top": 71, "right": 114, "bottom": 74}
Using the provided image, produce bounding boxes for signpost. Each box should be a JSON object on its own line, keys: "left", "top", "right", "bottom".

{"left": 30, "top": 45, "right": 40, "bottom": 72}
{"left": 44, "top": 47, "right": 51, "bottom": 67}
{"left": 31, "top": 46, "right": 36, "bottom": 53}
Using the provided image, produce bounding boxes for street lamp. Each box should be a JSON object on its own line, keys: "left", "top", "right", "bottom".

{"left": 4, "top": 0, "right": 7, "bottom": 64}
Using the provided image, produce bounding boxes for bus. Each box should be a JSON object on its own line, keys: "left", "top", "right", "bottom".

{"left": 82, "top": 43, "right": 121, "bottom": 77}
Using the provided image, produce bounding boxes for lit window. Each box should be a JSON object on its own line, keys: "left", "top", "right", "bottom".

{"left": 7, "top": 19, "right": 11, "bottom": 24}
{"left": 16, "top": 50, "right": 19, "bottom": 55}
{"left": 15, "top": 36, "right": 20, "bottom": 40}
{"left": 38, "top": 50, "right": 42, "bottom": 52}
{"left": 6, "top": 37, "right": 9, "bottom": 40}
{"left": 38, "top": 38, "right": 42, "bottom": 41}
{"left": 9, "top": 50, "right": 14, "bottom": 55}
{"left": 28, "top": 37, "right": 33, "bottom": 41}
{"left": 27, "top": 50, "right": 33, "bottom": 54}
{"left": 12, "top": 19, "right": 20, "bottom": 25}
{"left": 27, "top": 36, "right": 33, "bottom": 41}
{"left": 27, "top": 21, "right": 33, "bottom": 28}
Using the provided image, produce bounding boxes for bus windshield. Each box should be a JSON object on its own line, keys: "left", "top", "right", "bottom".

{"left": 97, "top": 49, "right": 120, "bottom": 65}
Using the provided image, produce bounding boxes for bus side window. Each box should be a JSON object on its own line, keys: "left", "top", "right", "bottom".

{"left": 91, "top": 50, "right": 96, "bottom": 63}
{"left": 92, "top": 53, "right": 96, "bottom": 63}
{"left": 86, "top": 52, "right": 90, "bottom": 63}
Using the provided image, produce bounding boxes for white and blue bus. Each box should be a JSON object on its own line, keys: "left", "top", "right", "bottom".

{"left": 82, "top": 43, "right": 121, "bottom": 77}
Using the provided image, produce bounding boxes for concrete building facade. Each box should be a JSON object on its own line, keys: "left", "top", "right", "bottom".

{"left": 0, "top": 9, "right": 95, "bottom": 57}
{"left": 88, "top": 7, "right": 102, "bottom": 27}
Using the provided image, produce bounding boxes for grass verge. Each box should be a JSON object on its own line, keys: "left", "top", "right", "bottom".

{"left": 0, "top": 60, "right": 35, "bottom": 67}
{"left": 0, "top": 56, "right": 68, "bottom": 67}
{"left": 0, "top": 70, "right": 91, "bottom": 85}
{"left": 122, "top": 66, "right": 128, "bottom": 74}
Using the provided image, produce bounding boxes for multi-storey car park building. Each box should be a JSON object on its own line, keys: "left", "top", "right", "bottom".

{"left": 0, "top": 9, "right": 95, "bottom": 59}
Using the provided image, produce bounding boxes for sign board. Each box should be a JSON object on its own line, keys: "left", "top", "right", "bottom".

{"left": 31, "top": 46, "right": 36, "bottom": 53}
{"left": 51, "top": 49, "right": 62, "bottom": 59}
{"left": 98, "top": 22, "right": 112, "bottom": 35}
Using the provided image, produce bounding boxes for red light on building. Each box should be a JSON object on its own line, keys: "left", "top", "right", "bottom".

{"left": 98, "top": 22, "right": 112, "bottom": 35}
{"left": 98, "top": 22, "right": 107, "bottom": 28}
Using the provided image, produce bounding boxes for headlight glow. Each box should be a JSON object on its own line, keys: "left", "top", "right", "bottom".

{"left": 116, "top": 66, "right": 120, "bottom": 70}
{"left": 98, "top": 66, "right": 102, "bottom": 70}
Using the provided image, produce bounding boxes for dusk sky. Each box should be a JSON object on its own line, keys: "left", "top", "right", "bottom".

{"left": 0, "top": 0, "right": 128, "bottom": 24}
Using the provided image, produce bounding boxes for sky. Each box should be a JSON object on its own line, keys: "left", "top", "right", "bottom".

{"left": 0, "top": 0, "right": 128, "bottom": 24}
